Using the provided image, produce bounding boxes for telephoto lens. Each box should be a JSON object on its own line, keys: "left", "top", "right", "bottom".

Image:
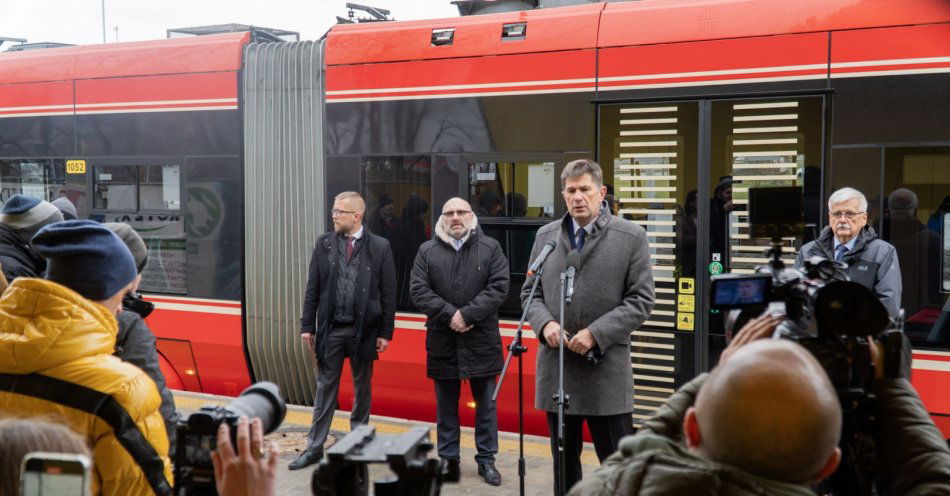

{"left": 174, "top": 381, "right": 288, "bottom": 495}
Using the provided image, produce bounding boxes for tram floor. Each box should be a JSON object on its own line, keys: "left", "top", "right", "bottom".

{"left": 174, "top": 390, "right": 600, "bottom": 495}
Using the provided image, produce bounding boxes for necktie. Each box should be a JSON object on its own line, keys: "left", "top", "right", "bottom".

{"left": 346, "top": 236, "right": 355, "bottom": 262}
{"left": 576, "top": 228, "right": 587, "bottom": 253}
{"left": 834, "top": 244, "right": 848, "bottom": 262}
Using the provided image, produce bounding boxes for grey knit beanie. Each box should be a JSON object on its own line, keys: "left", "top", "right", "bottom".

{"left": 52, "top": 197, "right": 78, "bottom": 220}
{"left": 1, "top": 194, "right": 64, "bottom": 232}
{"left": 103, "top": 222, "right": 148, "bottom": 273}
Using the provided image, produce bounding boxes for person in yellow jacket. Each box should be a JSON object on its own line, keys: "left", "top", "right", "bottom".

{"left": 0, "top": 220, "right": 173, "bottom": 496}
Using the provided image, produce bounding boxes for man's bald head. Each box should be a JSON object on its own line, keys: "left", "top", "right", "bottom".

{"left": 688, "top": 340, "right": 841, "bottom": 484}
{"left": 441, "top": 197, "right": 475, "bottom": 240}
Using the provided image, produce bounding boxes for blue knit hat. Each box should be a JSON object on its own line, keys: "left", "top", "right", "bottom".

{"left": 31, "top": 220, "right": 137, "bottom": 301}
{"left": 0, "top": 194, "right": 64, "bottom": 231}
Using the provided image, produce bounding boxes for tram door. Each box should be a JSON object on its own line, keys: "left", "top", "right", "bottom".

{"left": 598, "top": 96, "right": 824, "bottom": 426}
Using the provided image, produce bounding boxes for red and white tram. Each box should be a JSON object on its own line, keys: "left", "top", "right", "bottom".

{"left": 1, "top": 0, "right": 949, "bottom": 438}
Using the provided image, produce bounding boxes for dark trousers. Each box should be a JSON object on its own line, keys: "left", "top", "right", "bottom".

{"left": 434, "top": 376, "right": 499, "bottom": 464}
{"left": 546, "top": 411, "right": 634, "bottom": 492}
{"left": 305, "top": 324, "right": 374, "bottom": 453}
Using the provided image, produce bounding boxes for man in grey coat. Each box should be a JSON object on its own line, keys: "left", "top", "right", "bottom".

{"left": 796, "top": 187, "right": 902, "bottom": 318}
{"left": 105, "top": 222, "right": 179, "bottom": 452}
{"left": 522, "top": 159, "right": 655, "bottom": 492}
{"left": 410, "top": 197, "right": 509, "bottom": 486}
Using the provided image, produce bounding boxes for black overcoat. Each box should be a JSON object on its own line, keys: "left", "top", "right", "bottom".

{"left": 300, "top": 228, "right": 397, "bottom": 362}
{"left": 410, "top": 224, "right": 509, "bottom": 380}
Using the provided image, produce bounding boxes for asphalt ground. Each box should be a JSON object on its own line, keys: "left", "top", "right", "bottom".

{"left": 174, "top": 390, "right": 600, "bottom": 495}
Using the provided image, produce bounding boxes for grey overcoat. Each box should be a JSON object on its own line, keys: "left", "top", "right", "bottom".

{"left": 522, "top": 205, "right": 655, "bottom": 415}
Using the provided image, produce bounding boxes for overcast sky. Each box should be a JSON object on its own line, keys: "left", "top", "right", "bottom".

{"left": 0, "top": 0, "right": 460, "bottom": 47}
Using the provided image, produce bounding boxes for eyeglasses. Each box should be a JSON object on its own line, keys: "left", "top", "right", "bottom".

{"left": 829, "top": 211, "right": 865, "bottom": 220}
{"left": 332, "top": 208, "right": 357, "bottom": 217}
{"left": 442, "top": 210, "right": 472, "bottom": 218}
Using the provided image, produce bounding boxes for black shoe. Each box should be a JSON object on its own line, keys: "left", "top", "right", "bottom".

{"left": 477, "top": 462, "right": 502, "bottom": 486}
{"left": 441, "top": 458, "right": 461, "bottom": 481}
{"left": 288, "top": 449, "right": 322, "bottom": 470}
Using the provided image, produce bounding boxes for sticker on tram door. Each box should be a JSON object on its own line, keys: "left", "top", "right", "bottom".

{"left": 677, "top": 312, "right": 694, "bottom": 331}
{"left": 66, "top": 160, "right": 86, "bottom": 174}
{"left": 677, "top": 294, "right": 695, "bottom": 313}
{"left": 678, "top": 277, "right": 694, "bottom": 295}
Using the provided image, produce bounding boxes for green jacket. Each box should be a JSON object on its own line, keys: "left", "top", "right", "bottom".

{"left": 569, "top": 373, "right": 950, "bottom": 496}
{"left": 568, "top": 374, "right": 814, "bottom": 496}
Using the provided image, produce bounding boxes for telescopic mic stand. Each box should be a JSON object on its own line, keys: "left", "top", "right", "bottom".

{"left": 492, "top": 268, "right": 542, "bottom": 496}
{"left": 555, "top": 254, "right": 577, "bottom": 496}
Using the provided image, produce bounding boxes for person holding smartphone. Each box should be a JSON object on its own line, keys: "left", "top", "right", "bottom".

{"left": 0, "top": 418, "right": 91, "bottom": 496}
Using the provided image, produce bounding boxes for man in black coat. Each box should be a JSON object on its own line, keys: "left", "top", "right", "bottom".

{"left": 410, "top": 197, "right": 509, "bottom": 486}
{"left": 291, "top": 191, "right": 397, "bottom": 470}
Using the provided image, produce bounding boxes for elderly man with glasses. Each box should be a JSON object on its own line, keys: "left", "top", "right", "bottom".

{"left": 796, "top": 187, "right": 902, "bottom": 318}
{"left": 409, "top": 197, "right": 510, "bottom": 485}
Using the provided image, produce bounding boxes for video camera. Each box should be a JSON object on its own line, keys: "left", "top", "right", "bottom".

{"left": 312, "top": 425, "right": 458, "bottom": 496}
{"left": 710, "top": 186, "right": 904, "bottom": 495}
{"left": 173, "top": 381, "right": 287, "bottom": 496}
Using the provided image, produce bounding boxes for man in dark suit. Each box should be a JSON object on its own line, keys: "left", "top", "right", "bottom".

{"left": 290, "top": 191, "right": 397, "bottom": 470}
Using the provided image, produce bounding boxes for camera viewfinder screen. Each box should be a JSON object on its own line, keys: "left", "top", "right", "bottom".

{"left": 712, "top": 277, "right": 769, "bottom": 308}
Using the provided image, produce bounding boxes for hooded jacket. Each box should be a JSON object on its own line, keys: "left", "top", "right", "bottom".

{"left": 0, "top": 223, "right": 45, "bottom": 282}
{"left": 795, "top": 225, "right": 901, "bottom": 318}
{"left": 410, "top": 215, "right": 510, "bottom": 379}
{"left": 0, "top": 278, "right": 173, "bottom": 496}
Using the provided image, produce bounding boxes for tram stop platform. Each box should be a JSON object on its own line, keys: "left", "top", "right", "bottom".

{"left": 174, "top": 390, "right": 599, "bottom": 495}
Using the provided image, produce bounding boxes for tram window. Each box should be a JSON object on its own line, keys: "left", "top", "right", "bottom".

{"left": 94, "top": 166, "right": 137, "bottom": 211}
{"left": 361, "top": 156, "right": 432, "bottom": 309}
{"left": 881, "top": 146, "right": 950, "bottom": 348}
{"left": 469, "top": 161, "right": 558, "bottom": 219}
{"left": 0, "top": 159, "right": 66, "bottom": 206}
{"left": 139, "top": 165, "right": 181, "bottom": 211}
{"left": 480, "top": 224, "right": 536, "bottom": 317}
{"left": 829, "top": 147, "right": 883, "bottom": 233}
{"left": 184, "top": 157, "right": 241, "bottom": 300}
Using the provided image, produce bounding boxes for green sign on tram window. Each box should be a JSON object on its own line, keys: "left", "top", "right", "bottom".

{"left": 708, "top": 261, "right": 724, "bottom": 275}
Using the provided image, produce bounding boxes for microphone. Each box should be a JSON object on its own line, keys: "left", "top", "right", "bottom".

{"left": 527, "top": 240, "right": 557, "bottom": 277}
{"left": 564, "top": 250, "right": 580, "bottom": 305}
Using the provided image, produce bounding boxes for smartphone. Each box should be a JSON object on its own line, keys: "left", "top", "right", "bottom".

{"left": 20, "top": 452, "right": 91, "bottom": 496}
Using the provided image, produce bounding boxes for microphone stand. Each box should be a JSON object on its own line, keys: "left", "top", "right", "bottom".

{"left": 555, "top": 269, "right": 571, "bottom": 496}
{"left": 492, "top": 267, "right": 542, "bottom": 496}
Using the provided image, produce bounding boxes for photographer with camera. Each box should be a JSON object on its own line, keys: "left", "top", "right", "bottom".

{"left": 105, "top": 222, "right": 179, "bottom": 453}
{"left": 0, "top": 220, "right": 173, "bottom": 495}
{"left": 568, "top": 314, "right": 950, "bottom": 496}
{"left": 796, "top": 187, "right": 901, "bottom": 318}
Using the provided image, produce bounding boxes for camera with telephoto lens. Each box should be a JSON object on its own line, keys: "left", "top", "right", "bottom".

{"left": 173, "top": 381, "right": 287, "bottom": 496}
{"left": 710, "top": 186, "right": 905, "bottom": 496}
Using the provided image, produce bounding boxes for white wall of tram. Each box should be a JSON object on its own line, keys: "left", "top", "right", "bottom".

{"left": 243, "top": 40, "right": 326, "bottom": 406}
